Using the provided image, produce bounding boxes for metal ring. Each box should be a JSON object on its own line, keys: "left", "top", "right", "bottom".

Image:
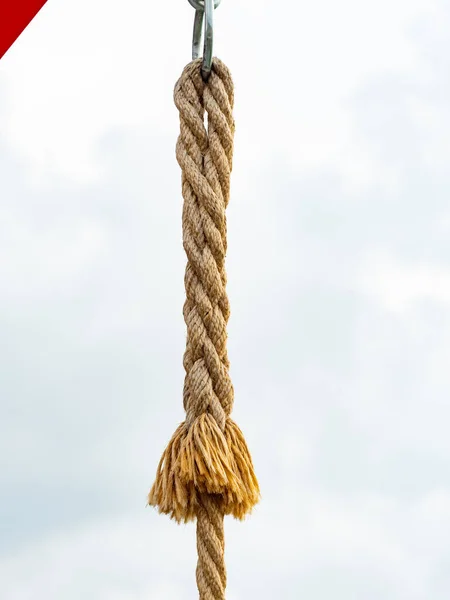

{"left": 189, "top": 0, "right": 221, "bottom": 80}
{"left": 188, "top": 0, "right": 221, "bottom": 10}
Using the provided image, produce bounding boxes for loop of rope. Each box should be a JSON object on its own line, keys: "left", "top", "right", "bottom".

{"left": 177, "top": 58, "right": 235, "bottom": 430}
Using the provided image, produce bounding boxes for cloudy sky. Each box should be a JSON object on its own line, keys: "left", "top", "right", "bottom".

{"left": 1, "top": 0, "right": 450, "bottom": 598}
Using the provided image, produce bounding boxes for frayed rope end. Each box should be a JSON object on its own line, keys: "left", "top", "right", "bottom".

{"left": 148, "top": 414, "right": 260, "bottom": 523}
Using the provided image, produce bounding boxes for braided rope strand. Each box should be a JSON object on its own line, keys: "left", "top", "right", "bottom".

{"left": 179, "top": 61, "right": 234, "bottom": 431}
{"left": 148, "top": 58, "right": 259, "bottom": 599}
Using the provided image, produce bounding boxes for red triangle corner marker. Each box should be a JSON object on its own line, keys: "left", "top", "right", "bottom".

{"left": 0, "top": 1, "right": 49, "bottom": 60}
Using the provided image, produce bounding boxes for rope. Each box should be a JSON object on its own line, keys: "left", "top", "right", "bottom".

{"left": 196, "top": 494, "right": 226, "bottom": 600}
{"left": 148, "top": 58, "right": 259, "bottom": 599}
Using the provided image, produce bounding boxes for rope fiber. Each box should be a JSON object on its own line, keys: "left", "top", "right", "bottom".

{"left": 148, "top": 58, "right": 259, "bottom": 599}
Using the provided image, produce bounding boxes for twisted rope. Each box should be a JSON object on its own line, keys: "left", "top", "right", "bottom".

{"left": 148, "top": 58, "right": 259, "bottom": 599}
{"left": 196, "top": 494, "right": 226, "bottom": 600}
{"left": 178, "top": 58, "right": 233, "bottom": 432}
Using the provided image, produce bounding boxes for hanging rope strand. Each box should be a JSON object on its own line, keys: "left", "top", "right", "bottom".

{"left": 196, "top": 494, "right": 226, "bottom": 600}
{"left": 148, "top": 58, "right": 259, "bottom": 599}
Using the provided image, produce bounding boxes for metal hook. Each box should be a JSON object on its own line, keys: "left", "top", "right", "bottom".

{"left": 187, "top": 0, "right": 222, "bottom": 80}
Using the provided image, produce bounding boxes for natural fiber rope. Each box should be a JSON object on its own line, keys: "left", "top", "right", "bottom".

{"left": 196, "top": 494, "right": 226, "bottom": 599}
{"left": 148, "top": 58, "right": 259, "bottom": 599}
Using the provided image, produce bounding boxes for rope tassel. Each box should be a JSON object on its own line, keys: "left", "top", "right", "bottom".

{"left": 148, "top": 58, "right": 259, "bottom": 597}
{"left": 149, "top": 415, "right": 259, "bottom": 522}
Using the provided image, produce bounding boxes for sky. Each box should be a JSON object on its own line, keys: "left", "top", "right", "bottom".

{"left": 1, "top": 0, "right": 450, "bottom": 598}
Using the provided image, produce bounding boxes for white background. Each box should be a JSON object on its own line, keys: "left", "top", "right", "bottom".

{"left": 1, "top": 0, "right": 450, "bottom": 598}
